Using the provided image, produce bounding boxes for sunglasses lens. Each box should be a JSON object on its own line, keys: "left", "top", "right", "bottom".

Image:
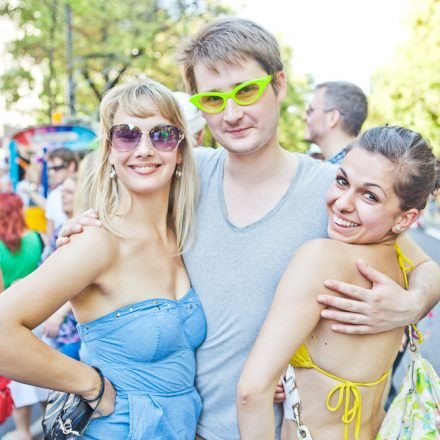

{"left": 234, "top": 83, "right": 261, "bottom": 104}
{"left": 199, "top": 95, "right": 225, "bottom": 113}
{"left": 149, "top": 125, "right": 182, "bottom": 151}
{"left": 110, "top": 125, "right": 142, "bottom": 151}
{"left": 48, "top": 164, "right": 66, "bottom": 172}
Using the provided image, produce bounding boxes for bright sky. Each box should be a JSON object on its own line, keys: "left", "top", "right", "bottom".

{"left": 224, "top": 0, "right": 411, "bottom": 93}
{"left": 1, "top": 0, "right": 411, "bottom": 132}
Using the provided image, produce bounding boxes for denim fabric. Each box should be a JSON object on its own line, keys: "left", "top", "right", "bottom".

{"left": 77, "top": 288, "right": 206, "bottom": 440}
{"left": 59, "top": 341, "right": 81, "bottom": 360}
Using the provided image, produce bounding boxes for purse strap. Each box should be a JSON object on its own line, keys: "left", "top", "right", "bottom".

{"left": 81, "top": 366, "right": 106, "bottom": 404}
{"left": 407, "top": 324, "right": 423, "bottom": 352}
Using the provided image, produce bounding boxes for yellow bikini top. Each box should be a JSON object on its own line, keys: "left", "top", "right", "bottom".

{"left": 289, "top": 243, "right": 415, "bottom": 440}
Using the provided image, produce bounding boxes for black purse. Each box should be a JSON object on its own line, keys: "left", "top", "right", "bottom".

{"left": 42, "top": 366, "right": 105, "bottom": 439}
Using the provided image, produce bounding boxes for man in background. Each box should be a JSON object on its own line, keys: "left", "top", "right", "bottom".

{"left": 304, "top": 81, "right": 367, "bottom": 163}
{"left": 45, "top": 148, "right": 78, "bottom": 245}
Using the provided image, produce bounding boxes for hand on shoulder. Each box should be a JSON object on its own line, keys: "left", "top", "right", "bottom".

{"left": 56, "top": 209, "right": 102, "bottom": 248}
{"left": 48, "top": 222, "right": 118, "bottom": 290}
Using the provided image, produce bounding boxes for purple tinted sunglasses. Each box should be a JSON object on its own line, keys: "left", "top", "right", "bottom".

{"left": 109, "top": 124, "right": 184, "bottom": 152}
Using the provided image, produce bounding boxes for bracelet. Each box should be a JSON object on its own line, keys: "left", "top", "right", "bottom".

{"left": 81, "top": 366, "right": 105, "bottom": 403}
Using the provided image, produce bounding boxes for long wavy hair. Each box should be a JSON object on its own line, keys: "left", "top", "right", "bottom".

{"left": 0, "top": 193, "right": 26, "bottom": 252}
{"left": 83, "top": 77, "right": 198, "bottom": 253}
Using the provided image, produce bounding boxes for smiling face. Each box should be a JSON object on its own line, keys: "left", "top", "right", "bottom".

{"left": 193, "top": 57, "right": 285, "bottom": 156}
{"left": 325, "top": 147, "right": 417, "bottom": 244}
{"left": 108, "top": 104, "right": 182, "bottom": 196}
{"left": 47, "top": 157, "right": 70, "bottom": 189}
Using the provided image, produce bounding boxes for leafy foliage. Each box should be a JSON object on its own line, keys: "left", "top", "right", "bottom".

{"left": 368, "top": 0, "right": 440, "bottom": 155}
{"left": 278, "top": 43, "right": 311, "bottom": 152}
{"left": 1, "top": 0, "right": 309, "bottom": 153}
{"left": 0, "top": 0, "right": 230, "bottom": 122}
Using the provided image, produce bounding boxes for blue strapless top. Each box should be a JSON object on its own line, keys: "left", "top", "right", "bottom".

{"left": 77, "top": 288, "right": 206, "bottom": 440}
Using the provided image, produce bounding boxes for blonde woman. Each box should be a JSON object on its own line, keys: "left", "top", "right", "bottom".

{"left": 0, "top": 78, "right": 205, "bottom": 439}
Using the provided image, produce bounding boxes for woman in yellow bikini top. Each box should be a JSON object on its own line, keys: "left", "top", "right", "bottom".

{"left": 289, "top": 244, "right": 416, "bottom": 440}
{"left": 237, "top": 125, "right": 439, "bottom": 440}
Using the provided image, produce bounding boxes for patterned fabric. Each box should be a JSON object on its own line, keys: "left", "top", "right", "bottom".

{"left": 54, "top": 312, "right": 81, "bottom": 348}
{"left": 376, "top": 245, "right": 440, "bottom": 438}
{"left": 376, "top": 349, "right": 440, "bottom": 439}
{"left": 327, "top": 147, "right": 349, "bottom": 164}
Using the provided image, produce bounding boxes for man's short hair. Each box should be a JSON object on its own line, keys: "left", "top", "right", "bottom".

{"left": 177, "top": 17, "right": 283, "bottom": 95}
{"left": 316, "top": 81, "right": 368, "bottom": 136}
{"left": 47, "top": 148, "right": 78, "bottom": 171}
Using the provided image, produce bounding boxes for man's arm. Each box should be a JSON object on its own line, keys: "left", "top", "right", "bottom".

{"left": 317, "top": 235, "right": 440, "bottom": 334}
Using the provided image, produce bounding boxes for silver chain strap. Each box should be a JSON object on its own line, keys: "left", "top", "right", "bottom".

{"left": 58, "top": 417, "right": 82, "bottom": 436}
{"left": 282, "top": 365, "right": 313, "bottom": 440}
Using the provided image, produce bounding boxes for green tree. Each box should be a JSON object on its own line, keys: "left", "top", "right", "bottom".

{"left": 278, "top": 43, "right": 311, "bottom": 152}
{"left": 0, "top": 0, "right": 230, "bottom": 123}
{"left": 1, "top": 1, "right": 309, "bottom": 152}
{"left": 368, "top": 0, "right": 440, "bottom": 155}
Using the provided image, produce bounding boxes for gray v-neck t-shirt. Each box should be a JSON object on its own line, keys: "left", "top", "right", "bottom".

{"left": 184, "top": 147, "right": 336, "bottom": 440}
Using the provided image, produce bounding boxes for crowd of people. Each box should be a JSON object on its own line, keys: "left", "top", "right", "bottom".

{"left": 0, "top": 16, "right": 439, "bottom": 440}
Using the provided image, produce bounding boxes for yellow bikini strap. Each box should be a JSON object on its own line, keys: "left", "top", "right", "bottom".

{"left": 393, "top": 243, "right": 423, "bottom": 345}
{"left": 313, "top": 364, "right": 389, "bottom": 440}
{"left": 393, "top": 242, "right": 414, "bottom": 289}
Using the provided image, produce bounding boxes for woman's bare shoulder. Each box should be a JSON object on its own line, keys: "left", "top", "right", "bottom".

{"left": 296, "top": 238, "right": 353, "bottom": 263}
{"left": 283, "top": 239, "right": 353, "bottom": 286}
{"left": 292, "top": 239, "right": 393, "bottom": 286}
{"left": 70, "top": 224, "right": 117, "bottom": 246}
{"left": 56, "top": 225, "right": 119, "bottom": 270}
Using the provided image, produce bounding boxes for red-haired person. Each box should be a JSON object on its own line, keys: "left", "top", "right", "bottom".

{"left": 0, "top": 193, "right": 46, "bottom": 440}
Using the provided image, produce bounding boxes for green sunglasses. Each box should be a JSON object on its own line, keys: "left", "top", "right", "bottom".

{"left": 189, "top": 74, "right": 273, "bottom": 114}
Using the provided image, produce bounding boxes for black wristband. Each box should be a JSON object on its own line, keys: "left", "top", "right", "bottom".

{"left": 81, "top": 366, "right": 105, "bottom": 403}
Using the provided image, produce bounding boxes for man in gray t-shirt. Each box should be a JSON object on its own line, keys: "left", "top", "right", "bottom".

{"left": 184, "top": 148, "right": 335, "bottom": 439}
{"left": 178, "top": 17, "right": 440, "bottom": 440}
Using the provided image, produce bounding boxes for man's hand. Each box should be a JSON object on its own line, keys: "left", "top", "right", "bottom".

{"left": 317, "top": 258, "right": 417, "bottom": 334}
{"left": 56, "top": 209, "right": 102, "bottom": 248}
{"left": 274, "top": 379, "right": 285, "bottom": 404}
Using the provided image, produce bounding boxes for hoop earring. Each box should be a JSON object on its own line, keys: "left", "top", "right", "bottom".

{"left": 175, "top": 168, "right": 182, "bottom": 178}
{"left": 109, "top": 165, "right": 117, "bottom": 179}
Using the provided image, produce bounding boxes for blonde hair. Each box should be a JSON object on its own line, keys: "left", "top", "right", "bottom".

{"left": 74, "top": 150, "right": 98, "bottom": 216}
{"left": 88, "top": 77, "right": 198, "bottom": 253}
